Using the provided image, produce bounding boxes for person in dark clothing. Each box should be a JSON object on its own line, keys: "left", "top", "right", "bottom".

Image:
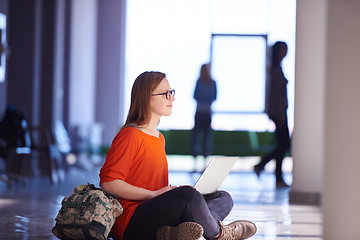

{"left": 0, "top": 104, "right": 29, "bottom": 158}
{"left": 254, "top": 41, "right": 291, "bottom": 188}
{"left": 191, "top": 64, "right": 217, "bottom": 162}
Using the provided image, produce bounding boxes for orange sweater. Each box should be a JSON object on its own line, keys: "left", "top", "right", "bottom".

{"left": 99, "top": 127, "right": 168, "bottom": 239}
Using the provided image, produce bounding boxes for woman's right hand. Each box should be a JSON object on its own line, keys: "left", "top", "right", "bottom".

{"left": 152, "top": 185, "right": 177, "bottom": 198}
{"left": 102, "top": 180, "right": 178, "bottom": 201}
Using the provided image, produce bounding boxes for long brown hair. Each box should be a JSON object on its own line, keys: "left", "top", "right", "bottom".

{"left": 199, "top": 63, "right": 212, "bottom": 83}
{"left": 122, "top": 71, "right": 166, "bottom": 128}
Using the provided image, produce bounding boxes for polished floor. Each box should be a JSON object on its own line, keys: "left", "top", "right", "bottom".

{"left": 0, "top": 155, "right": 322, "bottom": 240}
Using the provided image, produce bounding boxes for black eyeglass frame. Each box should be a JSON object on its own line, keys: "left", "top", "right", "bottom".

{"left": 151, "top": 89, "right": 175, "bottom": 100}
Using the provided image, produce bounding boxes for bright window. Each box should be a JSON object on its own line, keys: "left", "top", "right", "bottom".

{"left": 211, "top": 34, "right": 267, "bottom": 113}
{"left": 125, "top": 0, "right": 296, "bottom": 132}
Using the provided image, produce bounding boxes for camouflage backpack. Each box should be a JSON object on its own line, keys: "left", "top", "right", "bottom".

{"left": 52, "top": 183, "right": 123, "bottom": 240}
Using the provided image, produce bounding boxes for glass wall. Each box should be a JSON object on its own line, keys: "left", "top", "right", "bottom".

{"left": 125, "top": 0, "right": 296, "bottom": 132}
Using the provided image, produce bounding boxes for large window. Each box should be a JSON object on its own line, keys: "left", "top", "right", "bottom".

{"left": 211, "top": 34, "right": 267, "bottom": 113}
{"left": 125, "top": 0, "right": 296, "bottom": 131}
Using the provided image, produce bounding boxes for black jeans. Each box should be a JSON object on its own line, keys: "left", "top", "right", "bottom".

{"left": 123, "top": 186, "right": 233, "bottom": 240}
{"left": 192, "top": 112, "right": 213, "bottom": 158}
{"left": 256, "top": 115, "right": 291, "bottom": 180}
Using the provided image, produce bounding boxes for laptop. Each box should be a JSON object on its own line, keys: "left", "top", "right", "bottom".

{"left": 193, "top": 156, "right": 238, "bottom": 194}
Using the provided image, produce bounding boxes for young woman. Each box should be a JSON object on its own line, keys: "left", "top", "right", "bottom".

{"left": 99, "top": 71, "right": 257, "bottom": 240}
{"left": 191, "top": 63, "right": 217, "bottom": 161}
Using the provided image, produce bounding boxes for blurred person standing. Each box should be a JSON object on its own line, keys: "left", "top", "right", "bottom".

{"left": 191, "top": 64, "right": 217, "bottom": 168}
{"left": 254, "top": 41, "right": 291, "bottom": 188}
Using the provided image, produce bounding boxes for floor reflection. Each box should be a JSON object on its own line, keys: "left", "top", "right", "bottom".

{"left": 0, "top": 155, "right": 322, "bottom": 240}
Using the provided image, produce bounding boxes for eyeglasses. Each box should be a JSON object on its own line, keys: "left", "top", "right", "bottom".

{"left": 152, "top": 89, "right": 175, "bottom": 100}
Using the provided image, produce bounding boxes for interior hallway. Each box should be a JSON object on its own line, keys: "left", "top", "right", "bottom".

{"left": 0, "top": 155, "right": 322, "bottom": 240}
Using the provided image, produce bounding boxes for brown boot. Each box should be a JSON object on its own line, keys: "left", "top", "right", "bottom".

{"left": 156, "top": 221, "right": 204, "bottom": 240}
{"left": 215, "top": 220, "right": 257, "bottom": 240}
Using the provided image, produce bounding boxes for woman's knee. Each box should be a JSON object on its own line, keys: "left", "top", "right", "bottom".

{"left": 176, "top": 186, "right": 203, "bottom": 204}
{"left": 217, "top": 190, "right": 234, "bottom": 209}
{"left": 205, "top": 190, "right": 233, "bottom": 204}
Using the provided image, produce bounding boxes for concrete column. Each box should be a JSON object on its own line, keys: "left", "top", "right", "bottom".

{"left": 6, "top": 0, "right": 63, "bottom": 129}
{"left": 323, "top": 0, "right": 360, "bottom": 239}
{"left": 68, "top": 0, "right": 97, "bottom": 149}
{"left": 52, "top": 0, "right": 67, "bottom": 126}
{"left": 290, "top": 0, "right": 327, "bottom": 205}
{"left": 7, "top": 0, "right": 38, "bottom": 125}
{"left": 95, "top": 0, "right": 126, "bottom": 145}
{"left": 292, "top": 0, "right": 360, "bottom": 238}
{"left": 39, "top": 0, "right": 56, "bottom": 129}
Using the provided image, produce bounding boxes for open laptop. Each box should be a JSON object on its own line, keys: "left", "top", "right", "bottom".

{"left": 193, "top": 156, "right": 238, "bottom": 194}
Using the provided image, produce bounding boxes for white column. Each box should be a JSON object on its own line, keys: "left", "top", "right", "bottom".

{"left": 290, "top": 0, "right": 327, "bottom": 204}
{"left": 68, "top": 0, "right": 97, "bottom": 146}
{"left": 53, "top": 0, "right": 66, "bottom": 126}
{"left": 293, "top": 0, "right": 360, "bottom": 238}
{"left": 323, "top": 0, "right": 360, "bottom": 239}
